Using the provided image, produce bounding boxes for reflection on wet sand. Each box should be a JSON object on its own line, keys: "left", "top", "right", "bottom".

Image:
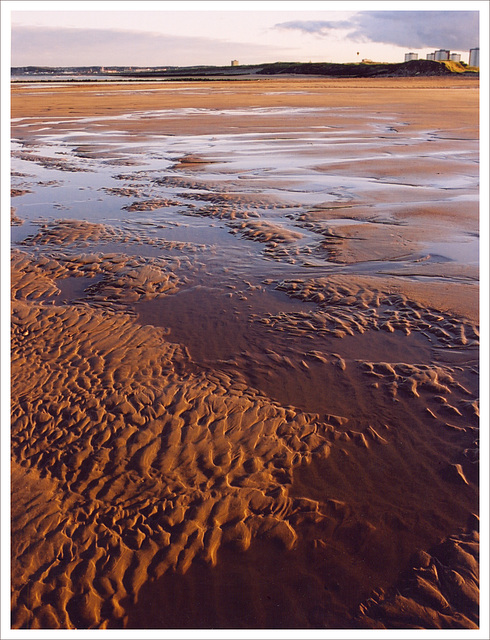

{"left": 10, "top": 78, "right": 479, "bottom": 629}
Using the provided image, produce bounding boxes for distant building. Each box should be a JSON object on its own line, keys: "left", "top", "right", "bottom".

{"left": 434, "top": 49, "right": 450, "bottom": 61}
{"left": 469, "top": 47, "right": 479, "bottom": 67}
{"left": 426, "top": 49, "right": 467, "bottom": 63}
{"left": 231, "top": 60, "right": 239, "bottom": 67}
{"left": 404, "top": 52, "right": 418, "bottom": 62}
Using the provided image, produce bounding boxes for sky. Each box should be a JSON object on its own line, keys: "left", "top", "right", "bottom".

{"left": 1, "top": 4, "right": 490, "bottom": 638}
{"left": 3, "top": 1, "right": 485, "bottom": 68}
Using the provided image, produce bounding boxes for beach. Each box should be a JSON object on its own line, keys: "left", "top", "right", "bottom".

{"left": 10, "top": 76, "right": 480, "bottom": 629}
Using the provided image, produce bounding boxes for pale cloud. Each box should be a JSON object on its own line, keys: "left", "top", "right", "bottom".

{"left": 274, "top": 20, "right": 352, "bottom": 37}
{"left": 11, "top": 25, "right": 284, "bottom": 67}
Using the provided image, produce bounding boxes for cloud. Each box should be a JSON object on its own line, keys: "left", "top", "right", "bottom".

{"left": 275, "top": 20, "right": 352, "bottom": 36}
{"left": 10, "top": 25, "right": 279, "bottom": 67}
{"left": 275, "top": 11, "right": 479, "bottom": 51}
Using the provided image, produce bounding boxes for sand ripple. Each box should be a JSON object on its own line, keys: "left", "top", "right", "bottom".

{"left": 356, "top": 523, "right": 479, "bottom": 629}
{"left": 11, "top": 254, "right": 333, "bottom": 629}
{"left": 264, "top": 275, "right": 479, "bottom": 347}
{"left": 21, "top": 218, "right": 206, "bottom": 255}
{"left": 12, "top": 149, "right": 92, "bottom": 173}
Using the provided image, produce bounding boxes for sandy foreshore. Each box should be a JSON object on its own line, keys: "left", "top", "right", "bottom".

{"left": 10, "top": 77, "right": 479, "bottom": 629}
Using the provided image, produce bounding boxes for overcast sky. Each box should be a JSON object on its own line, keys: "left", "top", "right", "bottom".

{"left": 4, "top": 2, "right": 484, "bottom": 67}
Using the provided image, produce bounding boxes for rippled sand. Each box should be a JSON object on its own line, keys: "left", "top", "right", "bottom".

{"left": 10, "top": 77, "right": 479, "bottom": 629}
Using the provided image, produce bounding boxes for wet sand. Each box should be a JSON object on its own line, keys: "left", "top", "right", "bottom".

{"left": 10, "top": 77, "right": 479, "bottom": 629}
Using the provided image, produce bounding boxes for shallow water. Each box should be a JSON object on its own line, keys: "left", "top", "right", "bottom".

{"left": 11, "top": 105, "right": 478, "bottom": 272}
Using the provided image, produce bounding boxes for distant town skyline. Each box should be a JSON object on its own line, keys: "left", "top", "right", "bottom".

{"left": 4, "top": 2, "right": 484, "bottom": 68}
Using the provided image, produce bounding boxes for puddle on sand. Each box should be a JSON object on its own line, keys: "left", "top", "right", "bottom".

{"left": 135, "top": 282, "right": 306, "bottom": 363}
{"left": 425, "top": 235, "right": 479, "bottom": 264}
{"left": 54, "top": 275, "right": 104, "bottom": 302}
